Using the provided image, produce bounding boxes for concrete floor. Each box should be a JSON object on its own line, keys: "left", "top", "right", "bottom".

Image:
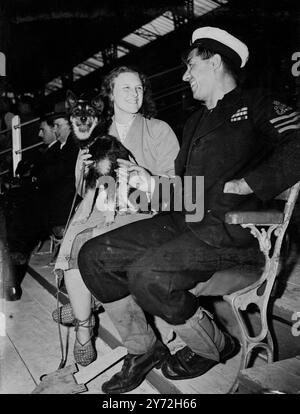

{"left": 1, "top": 248, "right": 247, "bottom": 395}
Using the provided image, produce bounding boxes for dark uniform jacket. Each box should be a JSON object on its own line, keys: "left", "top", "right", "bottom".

{"left": 173, "top": 87, "right": 300, "bottom": 248}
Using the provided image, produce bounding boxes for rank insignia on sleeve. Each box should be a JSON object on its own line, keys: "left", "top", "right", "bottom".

{"left": 231, "top": 107, "right": 248, "bottom": 122}
{"left": 270, "top": 109, "right": 300, "bottom": 134}
{"left": 273, "top": 100, "right": 293, "bottom": 115}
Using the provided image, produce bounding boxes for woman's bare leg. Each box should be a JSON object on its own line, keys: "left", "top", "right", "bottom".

{"left": 64, "top": 268, "right": 93, "bottom": 344}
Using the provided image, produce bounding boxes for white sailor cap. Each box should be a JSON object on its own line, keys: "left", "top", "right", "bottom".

{"left": 191, "top": 26, "right": 249, "bottom": 68}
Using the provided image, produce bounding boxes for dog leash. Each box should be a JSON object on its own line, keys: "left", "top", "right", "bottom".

{"left": 53, "top": 165, "right": 86, "bottom": 370}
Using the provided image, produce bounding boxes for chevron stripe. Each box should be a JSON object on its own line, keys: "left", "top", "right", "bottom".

{"left": 278, "top": 123, "right": 300, "bottom": 133}
{"left": 270, "top": 111, "right": 298, "bottom": 124}
{"left": 275, "top": 113, "right": 300, "bottom": 129}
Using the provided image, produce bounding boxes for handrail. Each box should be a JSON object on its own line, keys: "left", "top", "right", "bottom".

{"left": 0, "top": 141, "right": 44, "bottom": 157}
{"left": 0, "top": 115, "right": 41, "bottom": 135}
{"left": 0, "top": 126, "right": 12, "bottom": 134}
{"left": 153, "top": 82, "right": 188, "bottom": 97}
{"left": 154, "top": 84, "right": 189, "bottom": 101}
{"left": 149, "top": 64, "right": 184, "bottom": 80}
{"left": 0, "top": 147, "right": 12, "bottom": 156}
{"left": 12, "top": 115, "right": 21, "bottom": 176}
{"left": 1, "top": 115, "right": 45, "bottom": 177}
{"left": 13, "top": 116, "right": 41, "bottom": 130}
{"left": 15, "top": 141, "right": 44, "bottom": 154}
{"left": 0, "top": 169, "right": 9, "bottom": 176}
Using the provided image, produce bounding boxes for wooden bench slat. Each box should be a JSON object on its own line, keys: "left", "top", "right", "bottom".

{"left": 225, "top": 210, "right": 284, "bottom": 225}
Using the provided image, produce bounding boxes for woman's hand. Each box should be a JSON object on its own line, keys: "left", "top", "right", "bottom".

{"left": 78, "top": 149, "right": 93, "bottom": 174}
{"left": 75, "top": 149, "right": 93, "bottom": 194}
{"left": 117, "top": 159, "right": 153, "bottom": 193}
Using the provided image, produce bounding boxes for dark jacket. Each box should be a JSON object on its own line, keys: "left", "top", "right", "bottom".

{"left": 173, "top": 87, "right": 300, "bottom": 248}
{"left": 38, "top": 134, "right": 79, "bottom": 229}
{"left": 32, "top": 141, "right": 61, "bottom": 183}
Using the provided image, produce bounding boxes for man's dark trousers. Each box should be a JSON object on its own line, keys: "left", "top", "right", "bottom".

{"left": 78, "top": 211, "right": 262, "bottom": 325}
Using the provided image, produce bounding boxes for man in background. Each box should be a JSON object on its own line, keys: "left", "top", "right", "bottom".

{"left": 4, "top": 112, "right": 78, "bottom": 299}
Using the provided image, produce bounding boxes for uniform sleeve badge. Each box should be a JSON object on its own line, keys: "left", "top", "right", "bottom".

{"left": 231, "top": 107, "right": 248, "bottom": 122}
{"left": 273, "top": 100, "right": 292, "bottom": 115}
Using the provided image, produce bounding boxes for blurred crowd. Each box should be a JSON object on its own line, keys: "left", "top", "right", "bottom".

{"left": 0, "top": 98, "right": 80, "bottom": 299}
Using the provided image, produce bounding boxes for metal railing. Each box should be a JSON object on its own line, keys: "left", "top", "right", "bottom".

{"left": 0, "top": 115, "right": 43, "bottom": 177}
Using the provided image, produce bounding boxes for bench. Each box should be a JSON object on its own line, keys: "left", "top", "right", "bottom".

{"left": 189, "top": 181, "right": 300, "bottom": 390}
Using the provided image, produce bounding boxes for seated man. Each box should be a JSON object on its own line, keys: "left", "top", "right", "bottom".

{"left": 77, "top": 27, "right": 300, "bottom": 394}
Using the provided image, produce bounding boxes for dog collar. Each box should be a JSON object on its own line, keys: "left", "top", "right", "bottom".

{"left": 80, "top": 136, "right": 100, "bottom": 150}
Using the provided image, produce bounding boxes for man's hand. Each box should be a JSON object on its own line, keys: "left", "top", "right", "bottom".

{"left": 223, "top": 178, "right": 253, "bottom": 195}
{"left": 117, "top": 159, "right": 154, "bottom": 193}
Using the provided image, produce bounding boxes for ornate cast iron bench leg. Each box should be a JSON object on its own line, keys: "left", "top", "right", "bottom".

{"left": 224, "top": 181, "right": 300, "bottom": 391}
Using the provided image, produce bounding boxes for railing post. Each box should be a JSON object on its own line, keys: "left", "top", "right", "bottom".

{"left": 12, "top": 115, "right": 21, "bottom": 176}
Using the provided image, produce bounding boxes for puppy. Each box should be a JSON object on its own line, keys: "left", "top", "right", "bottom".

{"left": 72, "top": 134, "right": 138, "bottom": 226}
{"left": 65, "top": 91, "right": 138, "bottom": 225}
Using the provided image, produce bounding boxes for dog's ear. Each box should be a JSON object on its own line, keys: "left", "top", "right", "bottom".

{"left": 65, "top": 90, "right": 77, "bottom": 111}
{"left": 91, "top": 95, "right": 104, "bottom": 113}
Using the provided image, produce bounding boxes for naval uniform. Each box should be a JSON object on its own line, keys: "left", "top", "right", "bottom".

{"left": 78, "top": 86, "right": 300, "bottom": 355}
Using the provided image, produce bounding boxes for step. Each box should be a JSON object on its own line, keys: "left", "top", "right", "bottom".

{"left": 3, "top": 271, "right": 160, "bottom": 394}
{"left": 237, "top": 355, "right": 300, "bottom": 394}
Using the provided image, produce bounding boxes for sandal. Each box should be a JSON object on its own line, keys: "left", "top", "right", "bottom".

{"left": 52, "top": 298, "right": 101, "bottom": 326}
{"left": 52, "top": 302, "right": 75, "bottom": 326}
{"left": 74, "top": 315, "right": 97, "bottom": 366}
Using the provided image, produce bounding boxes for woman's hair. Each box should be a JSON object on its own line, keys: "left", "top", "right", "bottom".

{"left": 100, "top": 66, "right": 157, "bottom": 123}
{"left": 182, "top": 45, "right": 241, "bottom": 85}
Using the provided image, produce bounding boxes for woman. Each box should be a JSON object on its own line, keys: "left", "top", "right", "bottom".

{"left": 53, "top": 66, "right": 179, "bottom": 366}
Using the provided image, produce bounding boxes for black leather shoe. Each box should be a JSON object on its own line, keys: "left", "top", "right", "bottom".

{"left": 5, "top": 285, "right": 22, "bottom": 301}
{"left": 161, "top": 332, "right": 239, "bottom": 380}
{"left": 102, "top": 340, "right": 169, "bottom": 394}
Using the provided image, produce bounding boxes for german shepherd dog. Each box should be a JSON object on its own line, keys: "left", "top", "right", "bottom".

{"left": 65, "top": 91, "right": 137, "bottom": 225}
